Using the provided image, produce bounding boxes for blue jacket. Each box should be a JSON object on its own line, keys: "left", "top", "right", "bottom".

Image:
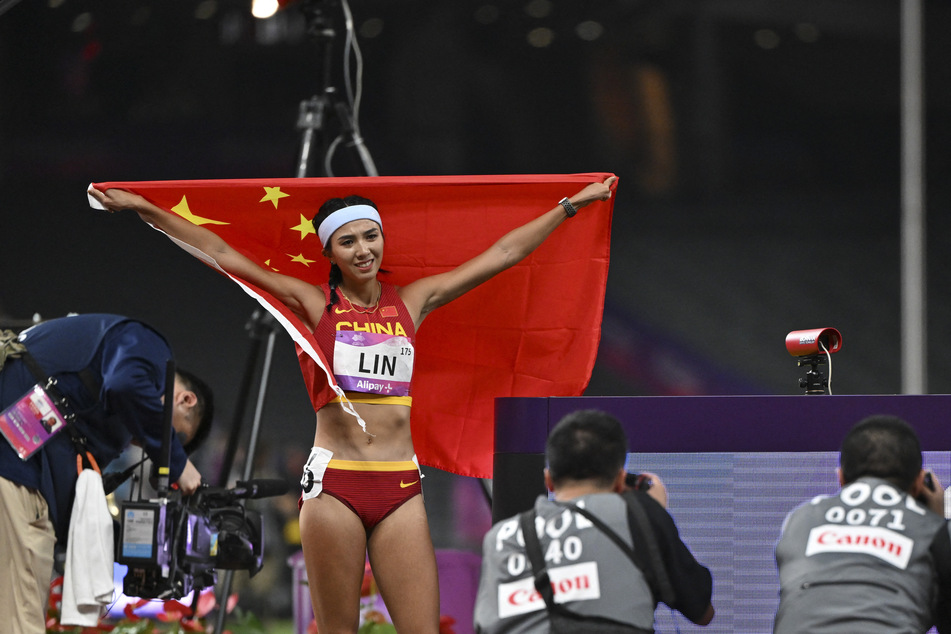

{"left": 0, "top": 313, "right": 189, "bottom": 543}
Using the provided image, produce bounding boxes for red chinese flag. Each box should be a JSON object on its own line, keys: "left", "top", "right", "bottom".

{"left": 89, "top": 174, "right": 615, "bottom": 478}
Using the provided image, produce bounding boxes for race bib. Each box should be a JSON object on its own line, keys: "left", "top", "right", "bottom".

{"left": 333, "top": 331, "right": 414, "bottom": 396}
{"left": 300, "top": 447, "right": 334, "bottom": 501}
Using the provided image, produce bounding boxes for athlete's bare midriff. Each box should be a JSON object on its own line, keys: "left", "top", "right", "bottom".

{"left": 312, "top": 401, "right": 415, "bottom": 461}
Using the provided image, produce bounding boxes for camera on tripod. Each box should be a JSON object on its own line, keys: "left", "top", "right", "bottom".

{"left": 116, "top": 478, "right": 287, "bottom": 600}
{"left": 785, "top": 327, "right": 842, "bottom": 395}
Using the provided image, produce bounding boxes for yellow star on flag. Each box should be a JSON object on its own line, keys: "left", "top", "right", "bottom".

{"left": 172, "top": 196, "right": 229, "bottom": 226}
{"left": 291, "top": 214, "right": 317, "bottom": 240}
{"left": 264, "top": 259, "right": 279, "bottom": 272}
{"left": 288, "top": 253, "right": 316, "bottom": 266}
{"left": 260, "top": 186, "right": 290, "bottom": 209}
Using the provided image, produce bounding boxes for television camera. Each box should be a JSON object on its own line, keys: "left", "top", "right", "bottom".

{"left": 109, "top": 359, "right": 289, "bottom": 600}
{"left": 116, "top": 477, "right": 288, "bottom": 600}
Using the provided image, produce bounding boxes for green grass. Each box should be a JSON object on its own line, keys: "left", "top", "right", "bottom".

{"left": 255, "top": 619, "right": 296, "bottom": 633}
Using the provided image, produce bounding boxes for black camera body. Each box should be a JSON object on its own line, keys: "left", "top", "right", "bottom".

{"left": 624, "top": 472, "right": 653, "bottom": 492}
{"left": 116, "top": 480, "right": 283, "bottom": 599}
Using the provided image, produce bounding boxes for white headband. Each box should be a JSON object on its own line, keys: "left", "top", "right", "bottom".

{"left": 317, "top": 204, "right": 383, "bottom": 247}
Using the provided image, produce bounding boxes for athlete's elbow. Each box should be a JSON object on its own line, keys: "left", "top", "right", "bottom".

{"left": 496, "top": 245, "right": 529, "bottom": 271}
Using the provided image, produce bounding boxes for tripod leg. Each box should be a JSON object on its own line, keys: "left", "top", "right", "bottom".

{"left": 213, "top": 319, "right": 279, "bottom": 633}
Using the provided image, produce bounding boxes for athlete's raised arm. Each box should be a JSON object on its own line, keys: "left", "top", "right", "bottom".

{"left": 87, "top": 186, "right": 326, "bottom": 330}
{"left": 399, "top": 175, "right": 616, "bottom": 325}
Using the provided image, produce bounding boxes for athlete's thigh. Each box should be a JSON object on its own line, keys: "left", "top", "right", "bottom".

{"left": 300, "top": 493, "right": 367, "bottom": 632}
{"left": 367, "top": 494, "right": 440, "bottom": 633}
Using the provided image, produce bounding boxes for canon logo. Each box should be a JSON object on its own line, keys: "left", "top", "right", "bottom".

{"left": 805, "top": 524, "right": 913, "bottom": 569}
{"left": 506, "top": 574, "right": 593, "bottom": 607}
{"left": 496, "top": 562, "right": 602, "bottom": 618}
{"left": 506, "top": 588, "right": 543, "bottom": 607}
{"left": 815, "top": 529, "right": 903, "bottom": 558}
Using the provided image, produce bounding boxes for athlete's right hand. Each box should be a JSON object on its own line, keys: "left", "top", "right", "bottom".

{"left": 88, "top": 186, "right": 145, "bottom": 213}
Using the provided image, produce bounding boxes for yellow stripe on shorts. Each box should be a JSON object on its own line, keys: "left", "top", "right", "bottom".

{"left": 328, "top": 459, "right": 418, "bottom": 472}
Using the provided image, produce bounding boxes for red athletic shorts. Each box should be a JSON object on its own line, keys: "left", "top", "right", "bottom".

{"left": 300, "top": 458, "right": 422, "bottom": 532}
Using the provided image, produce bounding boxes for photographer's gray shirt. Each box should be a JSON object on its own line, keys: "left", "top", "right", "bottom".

{"left": 774, "top": 476, "right": 949, "bottom": 633}
{"left": 475, "top": 493, "right": 654, "bottom": 633}
{"left": 474, "top": 491, "right": 713, "bottom": 633}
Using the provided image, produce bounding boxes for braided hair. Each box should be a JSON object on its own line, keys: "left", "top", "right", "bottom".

{"left": 311, "top": 195, "right": 380, "bottom": 312}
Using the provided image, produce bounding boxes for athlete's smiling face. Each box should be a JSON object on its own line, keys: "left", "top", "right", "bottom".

{"left": 325, "top": 219, "right": 383, "bottom": 281}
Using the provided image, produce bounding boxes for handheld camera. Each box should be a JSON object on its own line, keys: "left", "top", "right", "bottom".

{"left": 624, "top": 472, "right": 653, "bottom": 492}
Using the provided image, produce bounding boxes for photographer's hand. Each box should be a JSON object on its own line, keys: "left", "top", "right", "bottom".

{"left": 916, "top": 470, "right": 946, "bottom": 516}
{"left": 641, "top": 471, "right": 668, "bottom": 508}
{"left": 176, "top": 459, "right": 202, "bottom": 495}
{"left": 625, "top": 470, "right": 669, "bottom": 508}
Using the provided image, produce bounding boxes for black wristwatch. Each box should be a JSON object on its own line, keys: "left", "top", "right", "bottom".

{"left": 558, "top": 197, "right": 578, "bottom": 218}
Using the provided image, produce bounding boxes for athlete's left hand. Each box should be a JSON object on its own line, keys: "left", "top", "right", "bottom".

{"left": 570, "top": 175, "right": 618, "bottom": 210}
